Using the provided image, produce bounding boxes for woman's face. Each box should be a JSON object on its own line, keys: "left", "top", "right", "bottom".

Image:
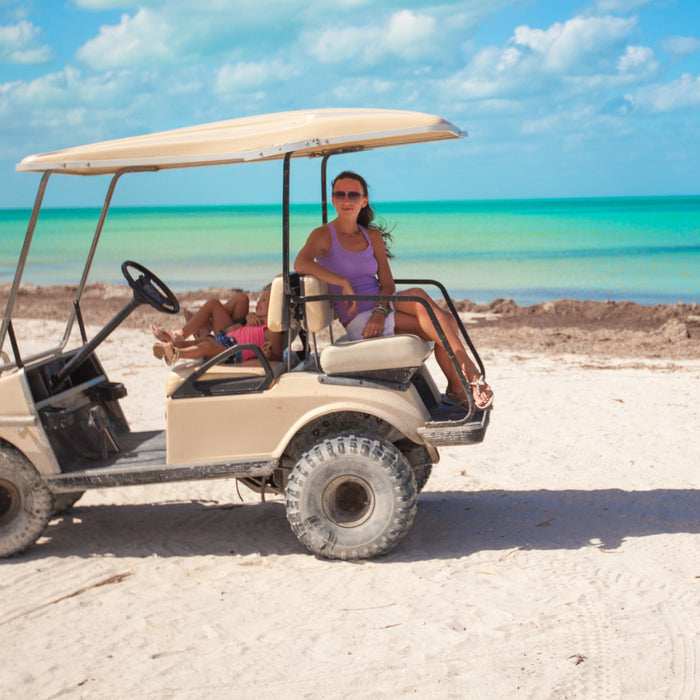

{"left": 331, "top": 178, "right": 368, "bottom": 218}
{"left": 256, "top": 290, "right": 270, "bottom": 316}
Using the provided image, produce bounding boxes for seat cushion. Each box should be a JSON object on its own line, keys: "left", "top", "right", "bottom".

{"left": 319, "top": 334, "right": 432, "bottom": 376}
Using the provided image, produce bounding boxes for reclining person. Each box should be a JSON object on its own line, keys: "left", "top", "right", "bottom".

{"left": 152, "top": 287, "right": 282, "bottom": 367}
{"left": 152, "top": 287, "right": 267, "bottom": 344}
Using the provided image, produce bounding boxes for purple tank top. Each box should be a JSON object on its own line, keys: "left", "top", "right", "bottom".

{"left": 317, "top": 222, "right": 380, "bottom": 324}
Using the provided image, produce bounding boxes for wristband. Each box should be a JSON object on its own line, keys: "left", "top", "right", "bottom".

{"left": 372, "top": 304, "right": 391, "bottom": 315}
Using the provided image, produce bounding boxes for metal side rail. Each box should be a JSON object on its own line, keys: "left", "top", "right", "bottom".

{"left": 43, "top": 430, "right": 278, "bottom": 492}
{"left": 45, "top": 458, "right": 278, "bottom": 492}
{"left": 418, "top": 405, "right": 490, "bottom": 447}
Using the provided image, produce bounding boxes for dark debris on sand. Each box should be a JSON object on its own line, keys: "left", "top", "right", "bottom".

{"left": 2, "top": 283, "right": 699, "bottom": 361}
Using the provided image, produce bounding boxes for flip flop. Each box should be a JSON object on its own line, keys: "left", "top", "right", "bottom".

{"left": 152, "top": 342, "right": 179, "bottom": 366}
{"left": 444, "top": 382, "right": 494, "bottom": 411}
{"left": 470, "top": 378, "right": 494, "bottom": 410}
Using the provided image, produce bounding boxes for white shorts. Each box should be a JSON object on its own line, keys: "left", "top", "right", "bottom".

{"left": 344, "top": 308, "right": 396, "bottom": 341}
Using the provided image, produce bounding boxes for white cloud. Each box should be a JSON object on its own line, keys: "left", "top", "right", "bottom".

{"left": 625, "top": 73, "right": 700, "bottom": 113}
{"left": 4, "top": 66, "right": 125, "bottom": 109}
{"left": 328, "top": 76, "right": 395, "bottom": 103}
{"left": 512, "top": 15, "right": 636, "bottom": 74}
{"left": 308, "top": 10, "right": 439, "bottom": 65}
{"left": 0, "top": 20, "right": 53, "bottom": 64}
{"left": 72, "top": 3, "right": 314, "bottom": 72}
{"left": 76, "top": 10, "right": 173, "bottom": 69}
{"left": 444, "top": 14, "right": 655, "bottom": 101}
{"left": 617, "top": 45, "right": 658, "bottom": 74}
{"left": 215, "top": 60, "right": 300, "bottom": 94}
{"left": 661, "top": 35, "right": 700, "bottom": 55}
{"left": 520, "top": 105, "right": 629, "bottom": 138}
{"left": 385, "top": 9, "right": 438, "bottom": 57}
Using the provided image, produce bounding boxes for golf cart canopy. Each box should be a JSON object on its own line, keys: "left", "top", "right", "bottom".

{"left": 17, "top": 108, "right": 463, "bottom": 175}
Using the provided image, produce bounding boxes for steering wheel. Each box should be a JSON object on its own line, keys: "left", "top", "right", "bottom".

{"left": 121, "top": 260, "right": 180, "bottom": 314}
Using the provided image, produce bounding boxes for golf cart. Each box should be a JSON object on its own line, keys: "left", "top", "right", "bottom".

{"left": 1, "top": 108, "right": 490, "bottom": 560}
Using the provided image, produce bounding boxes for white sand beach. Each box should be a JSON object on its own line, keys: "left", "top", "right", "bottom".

{"left": 1, "top": 312, "right": 699, "bottom": 699}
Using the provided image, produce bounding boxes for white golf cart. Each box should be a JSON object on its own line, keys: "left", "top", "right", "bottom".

{"left": 0, "top": 108, "right": 489, "bottom": 560}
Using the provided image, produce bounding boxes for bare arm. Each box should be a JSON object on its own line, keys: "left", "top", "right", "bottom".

{"left": 245, "top": 312, "right": 264, "bottom": 326}
{"left": 266, "top": 330, "right": 284, "bottom": 362}
{"left": 360, "top": 229, "right": 396, "bottom": 338}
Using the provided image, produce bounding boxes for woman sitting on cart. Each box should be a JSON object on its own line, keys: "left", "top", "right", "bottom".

{"left": 294, "top": 170, "right": 493, "bottom": 411}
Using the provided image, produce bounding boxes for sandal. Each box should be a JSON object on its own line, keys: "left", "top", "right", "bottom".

{"left": 444, "top": 379, "right": 494, "bottom": 411}
{"left": 153, "top": 324, "right": 187, "bottom": 344}
{"left": 152, "top": 342, "right": 180, "bottom": 366}
{"left": 470, "top": 378, "right": 494, "bottom": 410}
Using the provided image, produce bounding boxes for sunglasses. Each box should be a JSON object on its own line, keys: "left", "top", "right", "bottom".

{"left": 332, "top": 190, "right": 364, "bottom": 202}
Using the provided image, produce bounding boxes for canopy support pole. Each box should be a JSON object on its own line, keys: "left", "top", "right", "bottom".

{"left": 58, "top": 170, "right": 129, "bottom": 351}
{"left": 321, "top": 154, "right": 331, "bottom": 224}
{"left": 0, "top": 171, "right": 52, "bottom": 360}
{"left": 282, "top": 152, "right": 292, "bottom": 295}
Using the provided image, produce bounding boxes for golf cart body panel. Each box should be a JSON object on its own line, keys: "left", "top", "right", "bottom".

{"left": 0, "top": 369, "right": 58, "bottom": 476}
{"left": 165, "top": 372, "right": 432, "bottom": 465}
{"left": 1, "top": 108, "right": 489, "bottom": 560}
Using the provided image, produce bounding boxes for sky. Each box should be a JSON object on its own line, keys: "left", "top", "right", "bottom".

{"left": 1, "top": 0, "right": 699, "bottom": 207}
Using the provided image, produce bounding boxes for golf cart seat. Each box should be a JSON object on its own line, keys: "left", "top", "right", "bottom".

{"left": 298, "top": 275, "right": 433, "bottom": 382}
{"left": 165, "top": 275, "right": 290, "bottom": 396}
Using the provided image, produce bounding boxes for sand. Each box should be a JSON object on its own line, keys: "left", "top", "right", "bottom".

{"left": 1, "top": 287, "right": 699, "bottom": 698}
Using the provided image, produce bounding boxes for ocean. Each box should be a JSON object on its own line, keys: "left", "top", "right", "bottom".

{"left": 1, "top": 197, "right": 698, "bottom": 306}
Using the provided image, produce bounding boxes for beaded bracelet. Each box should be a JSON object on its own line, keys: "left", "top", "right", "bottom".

{"left": 372, "top": 303, "right": 392, "bottom": 315}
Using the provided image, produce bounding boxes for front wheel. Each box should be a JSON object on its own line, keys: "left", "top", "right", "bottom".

{"left": 0, "top": 446, "right": 54, "bottom": 558}
{"left": 285, "top": 434, "right": 417, "bottom": 560}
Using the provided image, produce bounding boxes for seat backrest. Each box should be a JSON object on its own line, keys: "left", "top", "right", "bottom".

{"left": 267, "top": 274, "right": 288, "bottom": 333}
{"left": 300, "top": 275, "right": 333, "bottom": 333}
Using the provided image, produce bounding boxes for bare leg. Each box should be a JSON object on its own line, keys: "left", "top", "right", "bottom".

{"left": 154, "top": 294, "right": 250, "bottom": 343}
{"left": 181, "top": 298, "right": 243, "bottom": 338}
{"left": 223, "top": 293, "right": 249, "bottom": 321}
{"left": 153, "top": 336, "right": 226, "bottom": 364}
{"left": 175, "top": 336, "right": 226, "bottom": 360}
{"left": 394, "top": 288, "right": 492, "bottom": 407}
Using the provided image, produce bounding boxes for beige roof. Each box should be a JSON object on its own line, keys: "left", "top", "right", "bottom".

{"left": 17, "top": 108, "right": 463, "bottom": 175}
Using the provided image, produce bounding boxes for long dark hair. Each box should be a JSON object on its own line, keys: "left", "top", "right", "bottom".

{"left": 332, "top": 171, "right": 394, "bottom": 256}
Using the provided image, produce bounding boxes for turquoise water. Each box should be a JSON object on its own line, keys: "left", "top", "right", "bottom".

{"left": 1, "top": 197, "right": 698, "bottom": 306}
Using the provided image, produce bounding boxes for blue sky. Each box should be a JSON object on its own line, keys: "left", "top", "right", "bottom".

{"left": 1, "top": 0, "right": 699, "bottom": 207}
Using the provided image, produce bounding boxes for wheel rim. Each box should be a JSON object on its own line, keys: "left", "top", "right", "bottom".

{"left": 322, "top": 476, "right": 375, "bottom": 528}
{"left": 0, "top": 477, "right": 21, "bottom": 528}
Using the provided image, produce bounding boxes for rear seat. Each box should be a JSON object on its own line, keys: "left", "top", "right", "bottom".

{"left": 298, "top": 275, "right": 432, "bottom": 380}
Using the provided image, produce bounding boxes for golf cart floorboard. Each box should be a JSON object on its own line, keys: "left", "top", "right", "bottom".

{"left": 418, "top": 405, "right": 490, "bottom": 446}
{"left": 44, "top": 430, "right": 277, "bottom": 492}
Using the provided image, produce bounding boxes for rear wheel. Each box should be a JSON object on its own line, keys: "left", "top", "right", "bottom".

{"left": 286, "top": 434, "right": 417, "bottom": 560}
{"left": 0, "top": 446, "right": 54, "bottom": 558}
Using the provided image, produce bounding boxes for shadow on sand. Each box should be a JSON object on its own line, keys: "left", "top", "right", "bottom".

{"left": 10, "top": 487, "right": 700, "bottom": 562}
